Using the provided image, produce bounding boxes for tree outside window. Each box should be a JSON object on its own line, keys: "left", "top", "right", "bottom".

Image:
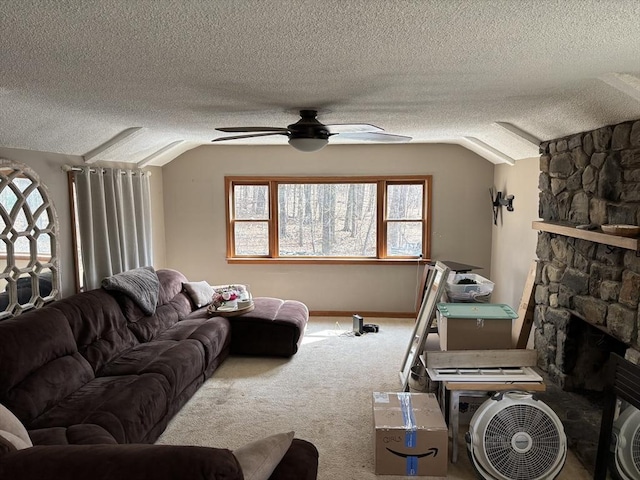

{"left": 227, "top": 176, "right": 431, "bottom": 262}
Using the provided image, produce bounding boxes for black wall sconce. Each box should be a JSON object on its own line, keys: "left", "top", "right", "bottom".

{"left": 490, "top": 188, "right": 515, "bottom": 225}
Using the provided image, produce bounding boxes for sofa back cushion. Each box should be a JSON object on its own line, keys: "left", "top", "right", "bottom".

{"left": 118, "top": 269, "right": 194, "bottom": 342}
{"left": 48, "top": 289, "right": 139, "bottom": 374}
{"left": 0, "top": 311, "right": 94, "bottom": 425}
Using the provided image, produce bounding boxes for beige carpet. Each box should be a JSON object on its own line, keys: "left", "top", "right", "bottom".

{"left": 156, "top": 317, "right": 591, "bottom": 479}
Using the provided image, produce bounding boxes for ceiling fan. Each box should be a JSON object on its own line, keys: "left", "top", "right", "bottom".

{"left": 211, "top": 109, "right": 412, "bottom": 152}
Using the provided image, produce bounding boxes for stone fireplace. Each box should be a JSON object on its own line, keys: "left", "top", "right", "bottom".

{"left": 532, "top": 118, "right": 640, "bottom": 471}
{"left": 534, "top": 119, "right": 640, "bottom": 389}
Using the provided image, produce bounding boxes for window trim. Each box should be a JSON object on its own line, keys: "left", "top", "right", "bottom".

{"left": 225, "top": 175, "right": 432, "bottom": 264}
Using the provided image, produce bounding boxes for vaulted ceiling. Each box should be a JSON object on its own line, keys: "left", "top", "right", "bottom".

{"left": 1, "top": 1, "right": 639, "bottom": 166}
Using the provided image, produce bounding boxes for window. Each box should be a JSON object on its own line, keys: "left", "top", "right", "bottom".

{"left": 226, "top": 176, "right": 431, "bottom": 262}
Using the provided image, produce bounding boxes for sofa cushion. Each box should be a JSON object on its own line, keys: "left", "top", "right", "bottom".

{"left": 48, "top": 288, "right": 140, "bottom": 374}
{"left": 119, "top": 269, "right": 195, "bottom": 342}
{"left": 29, "top": 424, "right": 118, "bottom": 446}
{"left": 0, "top": 312, "right": 95, "bottom": 424}
{"left": 155, "top": 315, "right": 232, "bottom": 370}
{"left": 100, "top": 340, "right": 206, "bottom": 399}
{"left": 29, "top": 374, "right": 171, "bottom": 444}
{"left": 157, "top": 269, "right": 191, "bottom": 306}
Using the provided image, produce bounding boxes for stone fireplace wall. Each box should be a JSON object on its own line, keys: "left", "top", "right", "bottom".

{"left": 534, "top": 119, "right": 640, "bottom": 390}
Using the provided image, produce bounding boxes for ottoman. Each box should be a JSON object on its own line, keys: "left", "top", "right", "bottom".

{"left": 227, "top": 297, "right": 309, "bottom": 357}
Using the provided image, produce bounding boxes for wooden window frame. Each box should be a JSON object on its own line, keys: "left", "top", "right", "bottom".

{"left": 225, "top": 175, "right": 432, "bottom": 265}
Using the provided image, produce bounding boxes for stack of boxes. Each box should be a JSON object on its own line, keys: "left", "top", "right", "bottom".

{"left": 372, "top": 270, "right": 519, "bottom": 475}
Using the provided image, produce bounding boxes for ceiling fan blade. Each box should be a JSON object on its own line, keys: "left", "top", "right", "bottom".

{"left": 336, "top": 132, "right": 412, "bottom": 143}
{"left": 216, "top": 127, "right": 289, "bottom": 133}
{"left": 325, "top": 123, "right": 383, "bottom": 134}
{"left": 212, "top": 132, "right": 289, "bottom": 142}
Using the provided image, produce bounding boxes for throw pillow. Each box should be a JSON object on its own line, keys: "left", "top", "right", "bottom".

{"left": 0, "top": 432, "right": 17, "bottom": 455}
{"left": 0, "top": 403, "right": 32, "bottom": 451}
{"left": 232, "top": 431, "right": 294, "bottom": 480}
{"left": 183, "top": 281, "right": 214, "bottom": 308}
{"left": 0, "top": 430, "right": 30, "bottom": 451}
{"left": 101, "top": 266, "right": 159, "bottom": 315}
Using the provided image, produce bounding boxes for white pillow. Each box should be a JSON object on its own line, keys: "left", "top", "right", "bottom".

{"left": 0, "top": 403, "right": 32, "bottom": 449}
{"left": 183, "top": 281, "right": 214, "bottom": 308}
{"left": 233, "top": 431, "right": 294, "bottom": 480}
{"left": 0, "top": 429, "right": 30, "bottom": 450}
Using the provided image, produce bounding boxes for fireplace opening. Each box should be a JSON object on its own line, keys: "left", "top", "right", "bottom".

{"left": 561, "top": 314, "right": 628, "bottom": 394}
{"left": 539, "top": 314, "right": 630, "bottom": 474}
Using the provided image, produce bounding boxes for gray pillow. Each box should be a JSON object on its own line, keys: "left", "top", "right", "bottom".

{"left": 183, "top": 281, "right": 214, "bottom": 308}
{"left": 102, "top": 266, "right": 159, "bottom": 315}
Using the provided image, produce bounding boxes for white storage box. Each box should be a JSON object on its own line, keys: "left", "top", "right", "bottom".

{"left": 445, "top": 273, "right": 494, "bottom": 303}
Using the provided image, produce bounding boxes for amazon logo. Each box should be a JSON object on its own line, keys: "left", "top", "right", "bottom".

{"left": 385, "top": 447, "right": 438, "bottom": 459}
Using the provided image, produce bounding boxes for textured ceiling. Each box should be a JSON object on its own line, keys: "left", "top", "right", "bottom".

{"left": 1, "top": 1, "right": 640, "bottom": 166}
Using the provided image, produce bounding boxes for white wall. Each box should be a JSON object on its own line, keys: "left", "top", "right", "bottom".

{"left": 162, "top": 143, "right": 495, "bottom": 314}
{"left": 489, "top": 157, "right": 540, "bottom": 309}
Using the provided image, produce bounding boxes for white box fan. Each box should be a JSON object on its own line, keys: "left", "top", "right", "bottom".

{"left": 465, "top": 391, "right": 567, "bottom": 480}
{"left": 611, "top": 404, "right": 640, "bottom": 480}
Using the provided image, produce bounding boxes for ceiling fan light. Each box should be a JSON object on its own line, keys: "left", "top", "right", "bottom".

{"left": 288, "top": 137, "right": 328, "bottom": 152}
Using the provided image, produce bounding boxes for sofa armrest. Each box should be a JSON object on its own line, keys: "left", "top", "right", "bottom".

{"left": 269, "top": 438, "right": 319, "bottom": 480}
{"left": 0, "top": 444, "right": 243, "bottom": 480}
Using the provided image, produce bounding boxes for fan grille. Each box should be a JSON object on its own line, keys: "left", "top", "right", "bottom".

{"left": 633, "top": 425, "right": 640, "bottom": 473}
{"left": 483, "top": 404, "right": 562, "bottom": 479}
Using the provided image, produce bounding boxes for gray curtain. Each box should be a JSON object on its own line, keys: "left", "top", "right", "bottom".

{"left": 73, "top": 167, "right": 153, "bottom": 290}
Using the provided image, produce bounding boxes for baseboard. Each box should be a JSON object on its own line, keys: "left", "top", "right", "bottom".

{"left": 309, "top": 310, "right": 416, "bottom": 318}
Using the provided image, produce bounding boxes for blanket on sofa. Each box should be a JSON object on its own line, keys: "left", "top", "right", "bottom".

{"left": 101, "top": 266, "right": 159, "bottom": 315}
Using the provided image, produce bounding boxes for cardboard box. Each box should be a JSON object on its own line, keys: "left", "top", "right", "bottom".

{"left": 372, "top": 392, "right": 447, "bottom": 476}
{"left": 436, "top": 303, "right": 517, "bottom": 351}
{"left": 458, "top": 395, "right": 489, "bottom": 426}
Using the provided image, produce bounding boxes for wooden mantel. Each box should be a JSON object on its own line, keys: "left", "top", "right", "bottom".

{"left": 532, "top": 220, "right": 640, "bottom": 252}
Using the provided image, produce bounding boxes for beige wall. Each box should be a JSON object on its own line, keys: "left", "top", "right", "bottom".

{"left": 489, "top": 157, "right": 539, "bottom": 309}
{"left": 162, "top": 143, "right": 494, "bottom": 314}
{"left": 0, "top": 142, "right": 521, "bottom": 316}
{"left": 0, "top": 147, "right": 80, "bottom": 298}
{"left": 0, "top": 147, "right": 167, "bottom": 296}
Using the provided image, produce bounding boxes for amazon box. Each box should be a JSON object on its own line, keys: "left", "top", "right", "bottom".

{"left": 372, "top": 392, "right": 447, "bottom": 476}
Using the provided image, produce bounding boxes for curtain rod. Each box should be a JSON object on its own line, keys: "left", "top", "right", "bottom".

{"left": 61, "top": 165, "right": 151, "bottom": 176}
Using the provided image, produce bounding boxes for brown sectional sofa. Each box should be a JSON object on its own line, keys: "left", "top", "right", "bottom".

{"left": 0, "top": 268, "right": 317, "bottom": 480}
